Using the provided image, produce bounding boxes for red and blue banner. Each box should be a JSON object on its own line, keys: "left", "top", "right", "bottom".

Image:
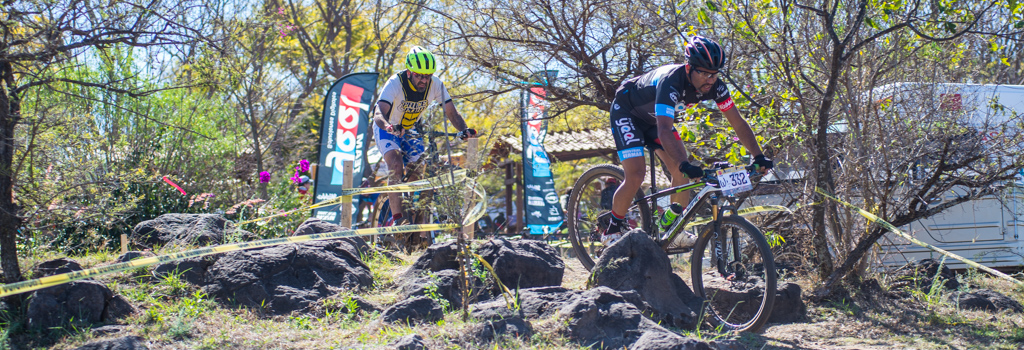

{"left": 314, "top": 73, "right": 379, "bottom": 224}
{"left": 521, "top": 86, "right": 564, "bottom": 234}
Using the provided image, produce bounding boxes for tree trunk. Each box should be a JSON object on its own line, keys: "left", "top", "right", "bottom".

{"left": 810, "top": 45, "right": 845, "bottom": 281}
{"left": 0, "top": 62, "right": 23, "bottom": 285}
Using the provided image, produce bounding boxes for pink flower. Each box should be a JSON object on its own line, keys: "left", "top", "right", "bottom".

{"left": 299, "top": 159, "right": 310, "bottom": 172}
{"left": 290, "top": 171, "right": 302, "bottom": 185}
{"left": 277, "top": 7, "right": 284, "bottom": 15}
{"left": 259, "top": 171, "right": 271, "bottom": 183}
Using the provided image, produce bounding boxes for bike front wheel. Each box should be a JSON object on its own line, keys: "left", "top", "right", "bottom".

{"left": 689, "top": 215, "right": 776, "bottom": 332}
{"left": 566, "top": 164, "right": 653, "bottom": 270}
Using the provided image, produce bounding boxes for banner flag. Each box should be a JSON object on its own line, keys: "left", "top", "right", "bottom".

{"left": 521, "top": 87, "right": 564, "bottom": 234}
{"left": 314, "top": 73, "right": 379, "bottom": 224}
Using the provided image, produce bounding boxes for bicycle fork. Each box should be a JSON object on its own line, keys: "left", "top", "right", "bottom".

{"left": 708, "top": 196, "right": 740, "bottom": 280}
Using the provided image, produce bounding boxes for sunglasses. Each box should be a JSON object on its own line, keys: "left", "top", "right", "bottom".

{"left": 694, "top": 69, "right": 719, "bottom": 79}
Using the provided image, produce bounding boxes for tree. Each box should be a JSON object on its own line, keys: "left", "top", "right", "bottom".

{"left": 0, "top": 0, "right": 217, "bottom": 286}
{"left": 707, "top": 0, "right": 1024, "bottom": 293}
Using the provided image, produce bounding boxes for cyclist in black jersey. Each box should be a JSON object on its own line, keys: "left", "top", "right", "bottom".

{"left": 603, "top": 36, "right": 774, "bottom": 243}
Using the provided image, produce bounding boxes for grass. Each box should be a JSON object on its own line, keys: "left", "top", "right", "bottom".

{"left": 4, "top": 244, "right": 1024, "bottom": 349}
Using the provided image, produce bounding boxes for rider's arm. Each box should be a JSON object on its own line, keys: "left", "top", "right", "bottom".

{"left": 434, "top": 78, "right": 469, "bottom": 132}
{"left": 656, "top": 114, "right": 689, "bottom": 163}
{"left": 373, "top": 101, "right": 391, "bottom": 129}
{"left": 442, "top": 101, "right": 469, "bottom": 132}
{"left": 722, "top": 107, "right": 763, "bottom": 158}
{"left": 373, "top": 101, "right": 400, "bottom": 135}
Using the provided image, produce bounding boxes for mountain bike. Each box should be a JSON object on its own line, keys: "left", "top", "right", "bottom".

{"left": 370, "top": 129, "right": 465, "bottom": 253}
{"left": 566, "top": 153, "right": 777, "bottom": 332}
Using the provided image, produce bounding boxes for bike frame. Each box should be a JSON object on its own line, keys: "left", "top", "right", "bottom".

{"left": 627, "top": 150, "right": 759, "bottom": 253}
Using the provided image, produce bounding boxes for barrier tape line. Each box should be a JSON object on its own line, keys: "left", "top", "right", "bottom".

{"left": 0, "top": 223, "right": 456, "bottom": 298}
{"left": 683, "top": 205, "right": 794, "bottom": 229}
{"left": 815, "top": 187, "right": 1024, "bottom": 287}
{"left": 0, "top": 175, "right": 489, "bottom": 298}
{"left": 236, "top": 169, "right": 468, "bottom": 226}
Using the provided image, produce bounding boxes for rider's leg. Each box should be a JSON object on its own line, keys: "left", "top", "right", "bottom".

{"left": 383, "top": 149, "right": 405, "bottom": 218}
{"left": 654, "top": 148, "right": 691, "bottom": 206}
{"left": 611, "top": 156, "right": 646, "bottom": 219}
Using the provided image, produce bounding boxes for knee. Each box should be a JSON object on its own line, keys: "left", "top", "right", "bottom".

{"left": 622, "top": 168, "right": 646, "bottom": 186}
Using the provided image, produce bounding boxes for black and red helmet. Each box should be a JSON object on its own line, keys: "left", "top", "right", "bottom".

{"left": 684, "top": 36, "right": 727, "bottom": 71}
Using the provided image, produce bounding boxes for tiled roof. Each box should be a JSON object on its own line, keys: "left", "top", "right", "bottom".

{"left": 503, "top": 128, "right": 616, "bottom": 162}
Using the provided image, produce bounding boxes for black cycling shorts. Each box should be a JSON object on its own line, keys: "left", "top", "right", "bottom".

{"left": 609, "top": 95, "right": 680, "bottom": 161}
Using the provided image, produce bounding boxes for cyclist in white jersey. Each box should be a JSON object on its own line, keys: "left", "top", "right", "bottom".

{"left": 371, "top": 46, "right": 477, "bottom": 227}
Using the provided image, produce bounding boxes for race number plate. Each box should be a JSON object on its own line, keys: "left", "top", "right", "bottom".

{"left": 716, "top": 166, "right": 752, "bottom": 196}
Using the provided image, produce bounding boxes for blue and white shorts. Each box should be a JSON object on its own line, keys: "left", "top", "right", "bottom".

{"left": 373, "top": 124, "right": 426, "bottom": 165}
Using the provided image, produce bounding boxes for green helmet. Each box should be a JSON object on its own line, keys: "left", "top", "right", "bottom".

{"left": 405, "top": 46, "right": 437, "bottom": 75}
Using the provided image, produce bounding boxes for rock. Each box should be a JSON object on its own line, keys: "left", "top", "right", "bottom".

{"left": 949, "top": 289, "right": 1024, "bottom": 313}
{"left": 73, "top": 336, "right": 148, "bottom": 350}
{"left": 629, "top": 330, "right": 712, "bottom": 350}
{"left": 472, "top": 286, "right": 582, "bottom": 320}
{"left": 889, "top": 259, "right": 960, "bottom": 293}
{"left": 33, "top": 257, "right": 82, "bottom": 277}
{"left": 382, "top": 296, "right": 444, "bottom": 324}
{"left": 476, "top": 238, "right": 564, "bottom": 290}
{"left": 399, "top": 269, "right": 489, "bottom": 310}
{"left": 291, "top": 218, "right": 370, "bottom": 256}
{"left": 590, "top": 230, "right": 701, "bottom": 329}
{"left": 469, "top": 315, "right": 532, "bottom": 342}
{"left": 769, "top": 282, "right": 806, "bottom": 323}
{"left": 117, "top": 251, "right": 154, "bottom": 263}
{"left": 26, "top": 279, "right": 137, "bottom": 330}
{"left": 153, "top": 255, "right": 220, "bottom": 286}
{"left": 557, "top": 286, "right": 668, "bottom": 349}
{"left": 200, "top": 240, "right": 372, "bottom": 314}
{"left": 314, "top": 294, "right": 381, "bottom": 317}
{"left": 154, "top": 240, "right": 371, "bottom": 315}
{"left": 403, "top": 241, "right": 461, "bottom": 278}
{"left": 389, "top": 333, "right": 428, "bottom": 350}
{"left": 90, "top": 325, "right": 126, "bottom": 336}
{"left": 131, "top": 214, "right": 233, "bottom": 248}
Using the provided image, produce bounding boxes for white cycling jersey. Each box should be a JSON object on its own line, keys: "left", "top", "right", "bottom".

{"left": 376, "top": 72, "right": 452, "bottom": 130}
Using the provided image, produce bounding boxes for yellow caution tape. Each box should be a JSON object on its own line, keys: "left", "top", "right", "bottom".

{"left": 815, "top": 187, "right": 1024, "bottom": 288}
{"left": 0, "top": 173, "right": 488, "bottom": 298}
{"left": 237, "top": 169, "right": 469, "bottom": 226}
{"left": 684, "top": 205, "right": 794, "bottom": 229}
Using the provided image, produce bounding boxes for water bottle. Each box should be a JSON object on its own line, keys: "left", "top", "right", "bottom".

{"left": 659, "top": 203, "right": 684, "bottom": 230}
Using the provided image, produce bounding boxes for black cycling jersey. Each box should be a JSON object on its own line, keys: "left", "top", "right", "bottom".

{"left": 616, "top": 64, "right": 735, "bottom": 125}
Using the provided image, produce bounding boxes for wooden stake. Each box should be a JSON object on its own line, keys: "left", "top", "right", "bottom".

{"left": 120, "top": 234, "right": 128, "bottom": 255}
{"left": 341, "top": 160, "right": 353, "bottom": 228}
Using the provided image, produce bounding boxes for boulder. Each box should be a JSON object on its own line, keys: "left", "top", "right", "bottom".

{"left": 26, "top": 262, "right": 137, "bottom": 330}
{"left": 769, "top": 282, "right": 806, "bottom": 323}
{"left": 590, "top": 230, "right": 701, "bottom": 329}
{"left": 73, "top": 336, "right": 148, "bottom": 350}
{"left": 313, "top": 294, "right": 381, "bottom": 317}
{"left": 889, "top": 259, "right": 960, "bottom": 293}
{"left": 469, "top": 315, "right": 532, "bottom": 343}
{"left": 476, "top": 238, "right": 564, "bottom": 290}
{"left": 389, "top": 333, "right": 428, "bottom": 350}
{"left": 629, "top": 330, "right": 712, "bottom": 350}
{"left": 116, "top": 251, "right": 154, "bottom": 263}
{"left": 471, "top": 286, "right": 582, "bottom": 320}
{"left": 403, "top": 241, "right": 461, "bottom": 278}
{"left": 557, "top": 286, "right": 668, "bottom": 349}
{"left": 154, "top": 240, "right": 372, "bottom": 315}
{"left": 382, "top": 296, "right": 444, "bottom": 324}
{"left": 32, "top": 257, "right": 82, "bottom": 277}
{"left": 949, "top": 289, "right": 1024, "bottom": 313}
{"left": 291, "top": 218, "right": 370, "bottom": 256}
{"left": 153, "top": 255, "right": 220, "bottom": 286}
{"left": 131, "top": 214, "right": 235, "bottom": 248}
{"left": 399, "top": 269, "right": 490, "bottom": 310}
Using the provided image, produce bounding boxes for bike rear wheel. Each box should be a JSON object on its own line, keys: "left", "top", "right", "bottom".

{"left": 689, "top": 215, "right": 776, "bottom": 332}
{"left": 566, "top": 164, "right": 653, "bottom": 270}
